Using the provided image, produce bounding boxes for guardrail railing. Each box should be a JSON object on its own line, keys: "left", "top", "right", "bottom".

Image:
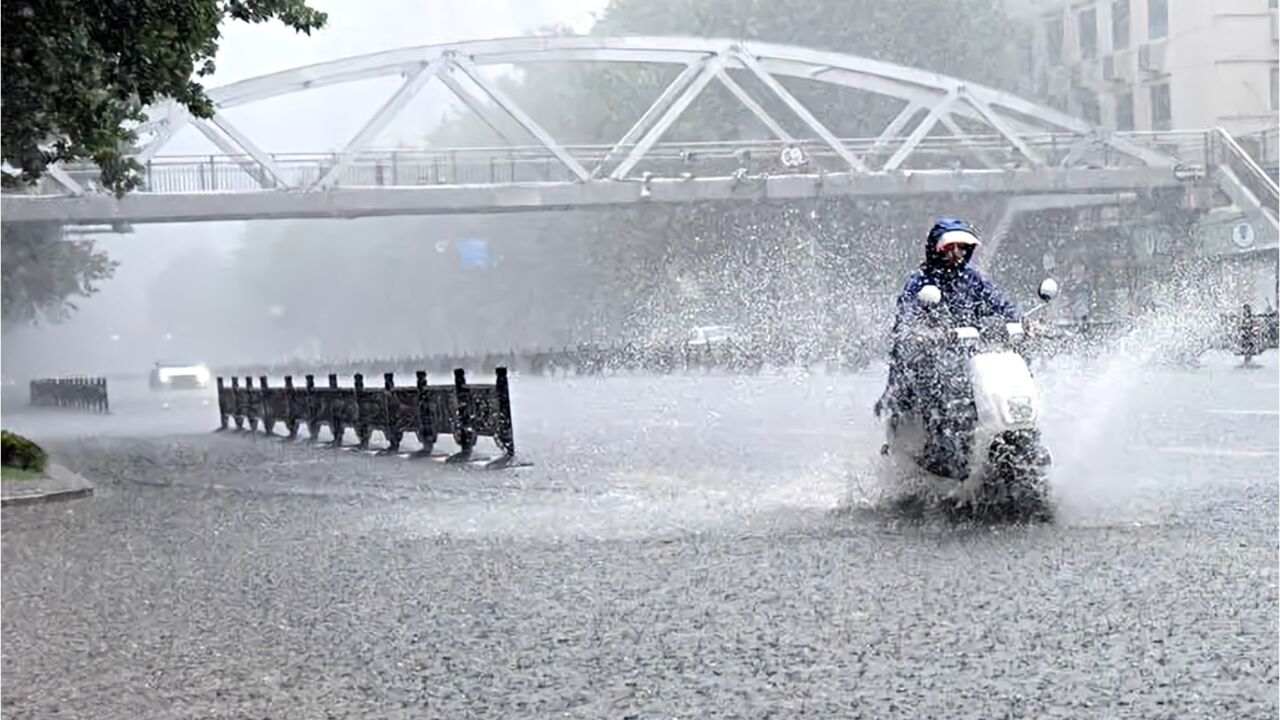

{"left": 1208, "top": 127, "right": 1280, "bottom": 217}
{"left": 29, "top": 377, "right": 109, "bottom": 413}
{"left": 20, "top": 130, "right": 1210, "bottom": 196}
{"left": 216, "top": 368, "right": 515, "bottom": 467}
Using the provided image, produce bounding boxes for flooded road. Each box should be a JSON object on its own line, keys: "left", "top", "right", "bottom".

{"left": 3, "top": 353, "right": 1276, "bottom": 717}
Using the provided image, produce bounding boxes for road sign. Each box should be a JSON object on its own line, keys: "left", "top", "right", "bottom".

{"left": 1135, "top": 227, "right": 1157, "bottom": 257}
{"left": 457, "top": 239, "right": 492, "bottom": 268}
{"left": 780, "top": 145, "right": 808, "bottom": 169}
{"left": 1232, "top": 222, "right": 1256, "bottom": 249}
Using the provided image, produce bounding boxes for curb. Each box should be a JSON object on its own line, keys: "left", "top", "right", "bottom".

{"left": 1, "top": 463, "right": 94, "bottom": 508}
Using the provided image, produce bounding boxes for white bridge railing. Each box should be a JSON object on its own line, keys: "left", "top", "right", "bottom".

{"left": 32, "top": 130, "right": 1208, "bottom": 197}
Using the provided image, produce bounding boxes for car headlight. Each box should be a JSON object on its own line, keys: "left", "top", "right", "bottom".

{"left": 1005, "top": 396, "right": 1035, "bottom": 423}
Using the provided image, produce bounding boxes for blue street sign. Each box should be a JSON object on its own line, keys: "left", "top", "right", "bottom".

{"left": 456, "top": 239, "right": 491, "bottom": 268}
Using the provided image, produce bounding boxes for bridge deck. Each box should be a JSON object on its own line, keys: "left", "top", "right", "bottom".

{"left": 2, "top": 167, "right": 1182, "bottom": 225}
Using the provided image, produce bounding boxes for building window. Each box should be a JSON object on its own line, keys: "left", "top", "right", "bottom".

{"left": 1112, "top": 0, "right": 1130, "bottom": 51}
{"left": 1148, "top": 0, "right": 1168, "bottom": 40}
{"left": 1272, "top": 67, "right": 1279, "bottom": 110}
{"left": 1079, "top": 8, "right": 1098, "bottom": 59}
{"left": 1019, "top": 37, "right": 1034, "bottom": 69}
{"left": 1047, "top": 17, "right": 1064, "bottom": 66}
{"left": 1083, "top": 99, "right": 1101, "bottom": 125}
{"left": 1115, "top": 92, "right": 1134, "bottom": 131}
{"left": 1080, "top": 90, "right": 1101, "bottom": 124}
{"left": 1150, "top": 83, "right": 1171, "bottom": 130}
{"left": 1017, "top": 36, "right": 1035, "bottom": 90}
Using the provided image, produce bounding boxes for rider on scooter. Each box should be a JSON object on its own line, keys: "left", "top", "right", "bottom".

{"left": 876, "top": 217, "right": 1023, "bottom": 477}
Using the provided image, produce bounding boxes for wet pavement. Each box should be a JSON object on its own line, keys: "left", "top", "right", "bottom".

{"left": 0, "top": 462, "right": 94, "bottom": 507}
{"left": 2, "top": 352, "right": 1277, "bottom": 718}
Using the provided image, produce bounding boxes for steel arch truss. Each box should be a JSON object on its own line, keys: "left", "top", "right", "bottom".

{"left": 122, "top": 35, "right": 1173, "bottom": 193}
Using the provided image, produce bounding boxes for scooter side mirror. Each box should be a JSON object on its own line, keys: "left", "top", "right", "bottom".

{"left": 1038, "top": 278, "right": 1059, "bottom": 302}
{"left": 917, "top": 285, "right": 942, "bottom": 306}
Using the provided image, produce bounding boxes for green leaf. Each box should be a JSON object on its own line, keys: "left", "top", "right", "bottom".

{"left": 1, "top": 0, "right": 327, "bottom": 194}
{"left": 1, "top": 223, "right": 119, "bottom": 325}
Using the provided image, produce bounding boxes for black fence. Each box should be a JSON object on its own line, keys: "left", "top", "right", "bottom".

{"left": 1024, "top": 319, "right": 1129, "bottom": 360}
{"left": 29, "top": 377, "right": 109, "bottom": 413}
{"left": 1026, "top": 306, "right": 1279, "bottom": 364}
{"left": 214, "top": 305, "right": 1277, "bottom": 383}
{"left": 216, "top": 368, "right": 515, "bottom": 467}
{"left": 1222, "top": 305, "right": 1279, "bottom": 364}
{"left": 216, "top": 338, "right": 881, "bottom": 381}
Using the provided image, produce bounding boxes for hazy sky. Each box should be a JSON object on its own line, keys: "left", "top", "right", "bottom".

{"left": 145, "top": 0, "right": 609, "bottom": 251}
{"left": 144, "top": 0, "right": 609, "bottom": 264}
{"left": 5, "top": 1, "right": 608, "bottom": 376}
{"left": 166, "top": 0, "right": 607, "bottom": 155}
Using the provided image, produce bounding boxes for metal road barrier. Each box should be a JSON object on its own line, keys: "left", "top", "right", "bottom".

{"left": 29, "top": 377, "right": 109, "bottom": 413}
{"left": 1220, "top": 305, "right": 1279, "bottom": 365}
{"left": 1028, "top": 307, "right": 1279, "bottom": 365}
{"left": 214, "top": 303, "right": 1274, "bottom": 384}
{"left": 216, "top": 338, "right": 880, "bottom": 381}
{"left": 216, "top": 368, "right": 515, "bottom": 467}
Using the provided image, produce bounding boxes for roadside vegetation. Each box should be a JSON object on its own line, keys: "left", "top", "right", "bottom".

{"left": 2, "top": 429, "right": 46, "bottom": 479}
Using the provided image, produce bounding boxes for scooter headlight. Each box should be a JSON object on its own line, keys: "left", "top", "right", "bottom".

{"left": 1005, "top": 396, "right": 1035, "bottom": 424}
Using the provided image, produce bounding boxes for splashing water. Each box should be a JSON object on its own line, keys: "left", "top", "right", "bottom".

{"left": 1042, "top": 279, "right": 1263, "bottom": 525}
{"left": 835, "top": 266, "right": 1269, "bottom": 528}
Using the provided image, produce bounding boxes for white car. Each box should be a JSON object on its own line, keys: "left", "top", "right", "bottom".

{"left": 149, "top": 361, "right": 212, "bottom": 390}
{"left": 686, "top": 325, "right": 741, "bottom": 348}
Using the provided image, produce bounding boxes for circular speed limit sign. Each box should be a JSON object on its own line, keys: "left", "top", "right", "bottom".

{"left": 1232, "top": 222, "right": 1256, "bottom": 249}
{"left": 780, "top": 145, "right": 808, "bottom": 168}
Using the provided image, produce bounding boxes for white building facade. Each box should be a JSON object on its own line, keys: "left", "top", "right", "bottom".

{"left": 1004, "top": 0, "right": 1278, "bottom": 314}
{"left": 1008, "top": 0, "right": 1278, "bottom": 144}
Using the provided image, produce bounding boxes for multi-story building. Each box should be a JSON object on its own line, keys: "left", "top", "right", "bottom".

{"left": 1004, "top": 1, "right": 1279, "bottom": 315}
{"left": 1008, "top": 0, "right": 1278, "bottom": 145}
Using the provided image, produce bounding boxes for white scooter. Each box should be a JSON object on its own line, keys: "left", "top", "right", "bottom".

{"left": 881, "top": 278, "right": 1060, "bottom": 521}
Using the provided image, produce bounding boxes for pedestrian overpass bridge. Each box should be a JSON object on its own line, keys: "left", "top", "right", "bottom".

{"left": 2, "top": 35, "right": 1275, "bottom": 243}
